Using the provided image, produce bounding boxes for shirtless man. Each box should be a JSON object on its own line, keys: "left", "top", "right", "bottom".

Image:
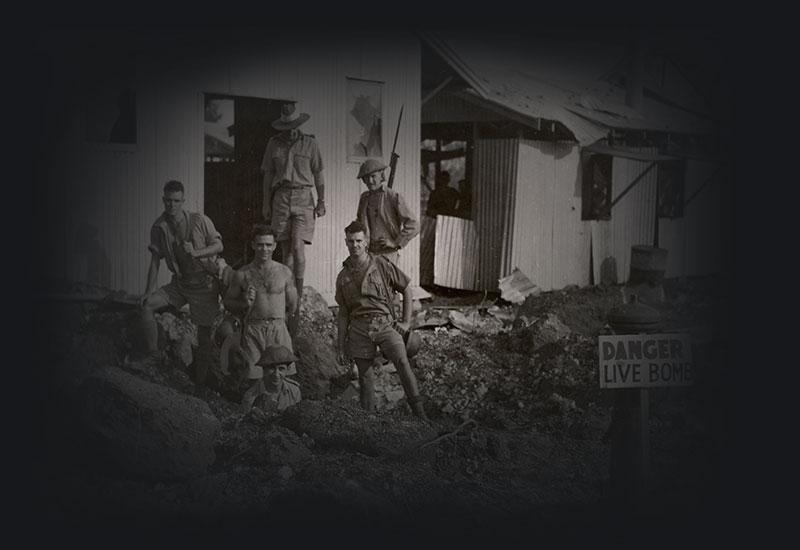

{"left": 223, "top": 224, "right": 298, "bottom": 376}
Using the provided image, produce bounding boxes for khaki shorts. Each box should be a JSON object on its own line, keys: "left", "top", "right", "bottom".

{"left": 347, "top": 314, "right": 406, "bottom": 362}
{"left": 241, "top": 318, "right": 297, "bottom": 375}
{"left": 155, "top": 276, "right": 221, "bottom": 327}
{"left": 272, "top": 186, "right": 315, "bottom": 244}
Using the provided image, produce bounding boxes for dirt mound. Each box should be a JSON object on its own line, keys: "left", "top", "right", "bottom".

{"left": 294, "top": 287, "right": 348, "bottom": 399}
{"left": 81, "top": 367, "right": 221, "bottom": 481}
{"left": 276, "top": 400, "right": 437, "bottom": 457}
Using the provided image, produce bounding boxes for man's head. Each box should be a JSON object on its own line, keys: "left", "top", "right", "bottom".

{"left": 251, "top": 223, "right": 277, "bottom": 262}
{"left": 358, "top": 159, "right": 387, "bottom": 192}
{"left": 162, "top": 180, "right": 185, "bottom": 219}
{"left": 435, "top": 171, "right": 451, "bottom": 189}
{"left": 257, "top": 345, "right": 298, "bottom": 390}
{"left": 344, "top": 220, "right": 369, "bottom": 260}
{"left": 272, "top": 102, "right": 310, "bottom": 140}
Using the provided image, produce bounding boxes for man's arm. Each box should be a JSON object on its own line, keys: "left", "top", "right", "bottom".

{"left": 336, "top": 305, "right": 350, "bottom": 365}
{"left": 184, "top": 236, "right": 223, "bottom": 259}
{"left": 394, "top": 193, "right": 420, "bottom": 249}
{"left": 313, "top": 170, "right": 326, "bottom": 218}
{"left": 140, "top": 252, "right": 161, "bottom": 305}
{"left": 223, "top": 271, "right": 251, "bottom": 314}
{"left": 400, "top": 284, "right": 414, "bottom": 325}
{"left": 356, "top": 193, "right": 370, "bottom": 242}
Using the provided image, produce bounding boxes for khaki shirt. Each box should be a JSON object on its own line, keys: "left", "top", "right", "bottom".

{"left": 261, "top": 132, "right": 323, "bottom": 187}
{"left": 335, "top": 254, "right": 410, "bottom": 318}
{"left": 149, "top": 211, "right": 221, "bottom": 283}
{"left": 356, "top": 187, "right": 419, "bottom": 252}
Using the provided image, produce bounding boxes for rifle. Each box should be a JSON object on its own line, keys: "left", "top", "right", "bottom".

{"left": 387, "top": 105, "right": 404, "bottom": 189}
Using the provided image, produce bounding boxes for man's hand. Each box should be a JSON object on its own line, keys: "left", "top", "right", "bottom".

{"left": 395, "top": 321, "right": 410, "bottom": 337}
{"left": 245, "top": 286, "right": 256, "bottom": 308}
{"left": 314, "top": 200, "right": 326, "bottom": 218}
{"left": 336, "top": 343, "right": 350, "bottom": 366}
{"left": 139, "top": 292, "right": 153, "bottom": 308}
{"left": 182, "top": 241, "right": 196, "bottom": 257}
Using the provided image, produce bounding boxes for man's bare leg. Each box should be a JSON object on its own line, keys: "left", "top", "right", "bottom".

{"left": 194, "top": 325, "right": 215, "bottom": 388}
{"left": 141, "top": 293, "right": 170, "bottom": 357}
{"left": 354, "top": 358, "right": 376, "bottom": 412}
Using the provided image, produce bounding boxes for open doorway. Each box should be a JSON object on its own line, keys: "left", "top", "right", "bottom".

{"left": 419, "top": 122, "right": 474, "bottom": 286}
{"left": 203, "top": 93, "right": 285, "bottom": 268}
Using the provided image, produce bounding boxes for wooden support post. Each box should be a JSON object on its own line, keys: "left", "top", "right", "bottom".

{"left": 610, "top": 386, "right": 650, "bottom": 505}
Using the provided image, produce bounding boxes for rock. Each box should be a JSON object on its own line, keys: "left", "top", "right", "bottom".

{"left": 295, "top": 286, "right": 344, "bottom": 399}
{"left": 299, "top": 285, "right": 333, "bottom": 323}
{"left": 548, "top": 392, "right": 577, "bottom": 414}
{"left": 448, "top": 309, "right": 476, "bottom": 333}
{"left": 486, "top": 434, "right": 511, "bottom": 461}
{"left": 276, "top": 400, "right": 435, "bottom": 456}
{"left": 259, "top": 426, "right": 313, "bottom": 467}
{"left": 156, "top": 311, "right": 197, "bottom": 366}
{"left": 81, "top": 367, "right": 220, "bottom": 481}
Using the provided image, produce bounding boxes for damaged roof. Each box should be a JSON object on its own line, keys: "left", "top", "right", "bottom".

{"left": 420, "top": 31, "right": 719, "bottom": 145}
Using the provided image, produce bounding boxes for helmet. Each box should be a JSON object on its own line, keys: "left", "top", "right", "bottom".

{"left": 404, "top": 329, "right": 422, "bottom": 359}
{"left": 257, "top": 345, "right": 298, "bottom": 367}
{"left": 357, "top": 159, "right": 387, "bottom": 179}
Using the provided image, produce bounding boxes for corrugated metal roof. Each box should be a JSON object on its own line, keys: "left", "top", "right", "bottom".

{"left": 420, "top": 32, "right": 717, "bottom": 145}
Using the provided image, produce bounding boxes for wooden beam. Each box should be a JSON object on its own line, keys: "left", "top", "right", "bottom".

{"left": 683, "top": 166, "right": 722, "bottom": 208}
{"left": 610, "top": 161, "right": 657, "bottom": 209}
{"left": 452, "top": 90, "right": 543, "bottom": 133}
{"left": 422, "top": 76, "right": 454, "bottom": 106}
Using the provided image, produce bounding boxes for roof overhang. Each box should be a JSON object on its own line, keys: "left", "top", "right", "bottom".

{"left": 419, "top": 31, "right": 718, "bottom": 146}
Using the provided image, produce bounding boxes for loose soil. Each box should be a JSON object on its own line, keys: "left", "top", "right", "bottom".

{"left": 33, "top": 277, "right": 731, "bottom": 540}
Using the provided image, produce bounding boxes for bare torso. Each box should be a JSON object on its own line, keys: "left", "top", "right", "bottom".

{"left": 240, "top": 261, "right": 292, "bottom": 319}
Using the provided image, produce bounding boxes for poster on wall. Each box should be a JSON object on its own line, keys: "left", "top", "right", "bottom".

{"left": 346, "top": 77, "right": 383, "bottom": 161}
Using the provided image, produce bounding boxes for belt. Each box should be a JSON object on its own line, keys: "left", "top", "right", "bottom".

{"left": 247, "top": 317, "right": 284, "bottom": 322}
{"left": 352, "top": 312, "right": 392, "bottom": 320}
{"left": 279, "top": 182, "right": 310, "bottom": 190}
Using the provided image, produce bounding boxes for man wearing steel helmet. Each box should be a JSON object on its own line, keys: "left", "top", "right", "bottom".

{"left": 261, "top": 101, "right": 325, "bottom": 336}
{"left": 335, "top": 220, "right": 427, "bottom": 419}
{"left": 355, "top": 158, "right": 419, "bottom": 266}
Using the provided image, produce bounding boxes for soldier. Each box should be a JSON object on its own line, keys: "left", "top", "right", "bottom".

{"left": 223, "top": 224, "right": 297, "bottom": 391}
{"left": 261, "top": 101, "right": 325, "bottom": 336}
{"left": 355, "top": 158, "right": 419, "bottom": 266}
{"left": 252, "top": 346, "right": 302, "bottom": 414}
{"left": 140, "top": 180, "right": 223, "bottom": 388}
{"left": 335, "top": 220, "right": 427, "bottom": 419}
{"left": 426, "top": 170, "right": 461, "bottom": 218}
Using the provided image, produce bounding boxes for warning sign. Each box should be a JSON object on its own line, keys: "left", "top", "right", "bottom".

{"left": 598, "top": 333, "right": 693, "bottom": 388}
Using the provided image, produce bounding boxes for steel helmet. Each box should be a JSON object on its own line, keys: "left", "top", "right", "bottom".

{"left": 357, "top": 159, "right": 387, "bottom": 180}
{"left": 257, "top": 345, "right": 298, "bottom": 367}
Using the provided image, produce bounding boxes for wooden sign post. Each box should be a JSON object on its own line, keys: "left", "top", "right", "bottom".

{"left": 600, "top": 332, "right": 693, "bottom": 504}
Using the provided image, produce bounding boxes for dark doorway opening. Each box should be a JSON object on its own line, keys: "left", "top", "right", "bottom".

{"left": 203, "top": 93, "right": 285, "bottom": 268}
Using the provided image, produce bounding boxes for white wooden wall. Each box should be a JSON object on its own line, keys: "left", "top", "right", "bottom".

{"left": 42, "top": 33, "right": 421, "bottom": 304}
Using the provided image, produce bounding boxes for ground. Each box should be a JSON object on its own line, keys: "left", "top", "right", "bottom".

{"left": 32, "top": 276, "right": 731, "bottom": 541}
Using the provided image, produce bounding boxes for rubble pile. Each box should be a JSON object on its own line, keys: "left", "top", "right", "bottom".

{"left": 35, "top": 277, "right": 724, "bottom": 526}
